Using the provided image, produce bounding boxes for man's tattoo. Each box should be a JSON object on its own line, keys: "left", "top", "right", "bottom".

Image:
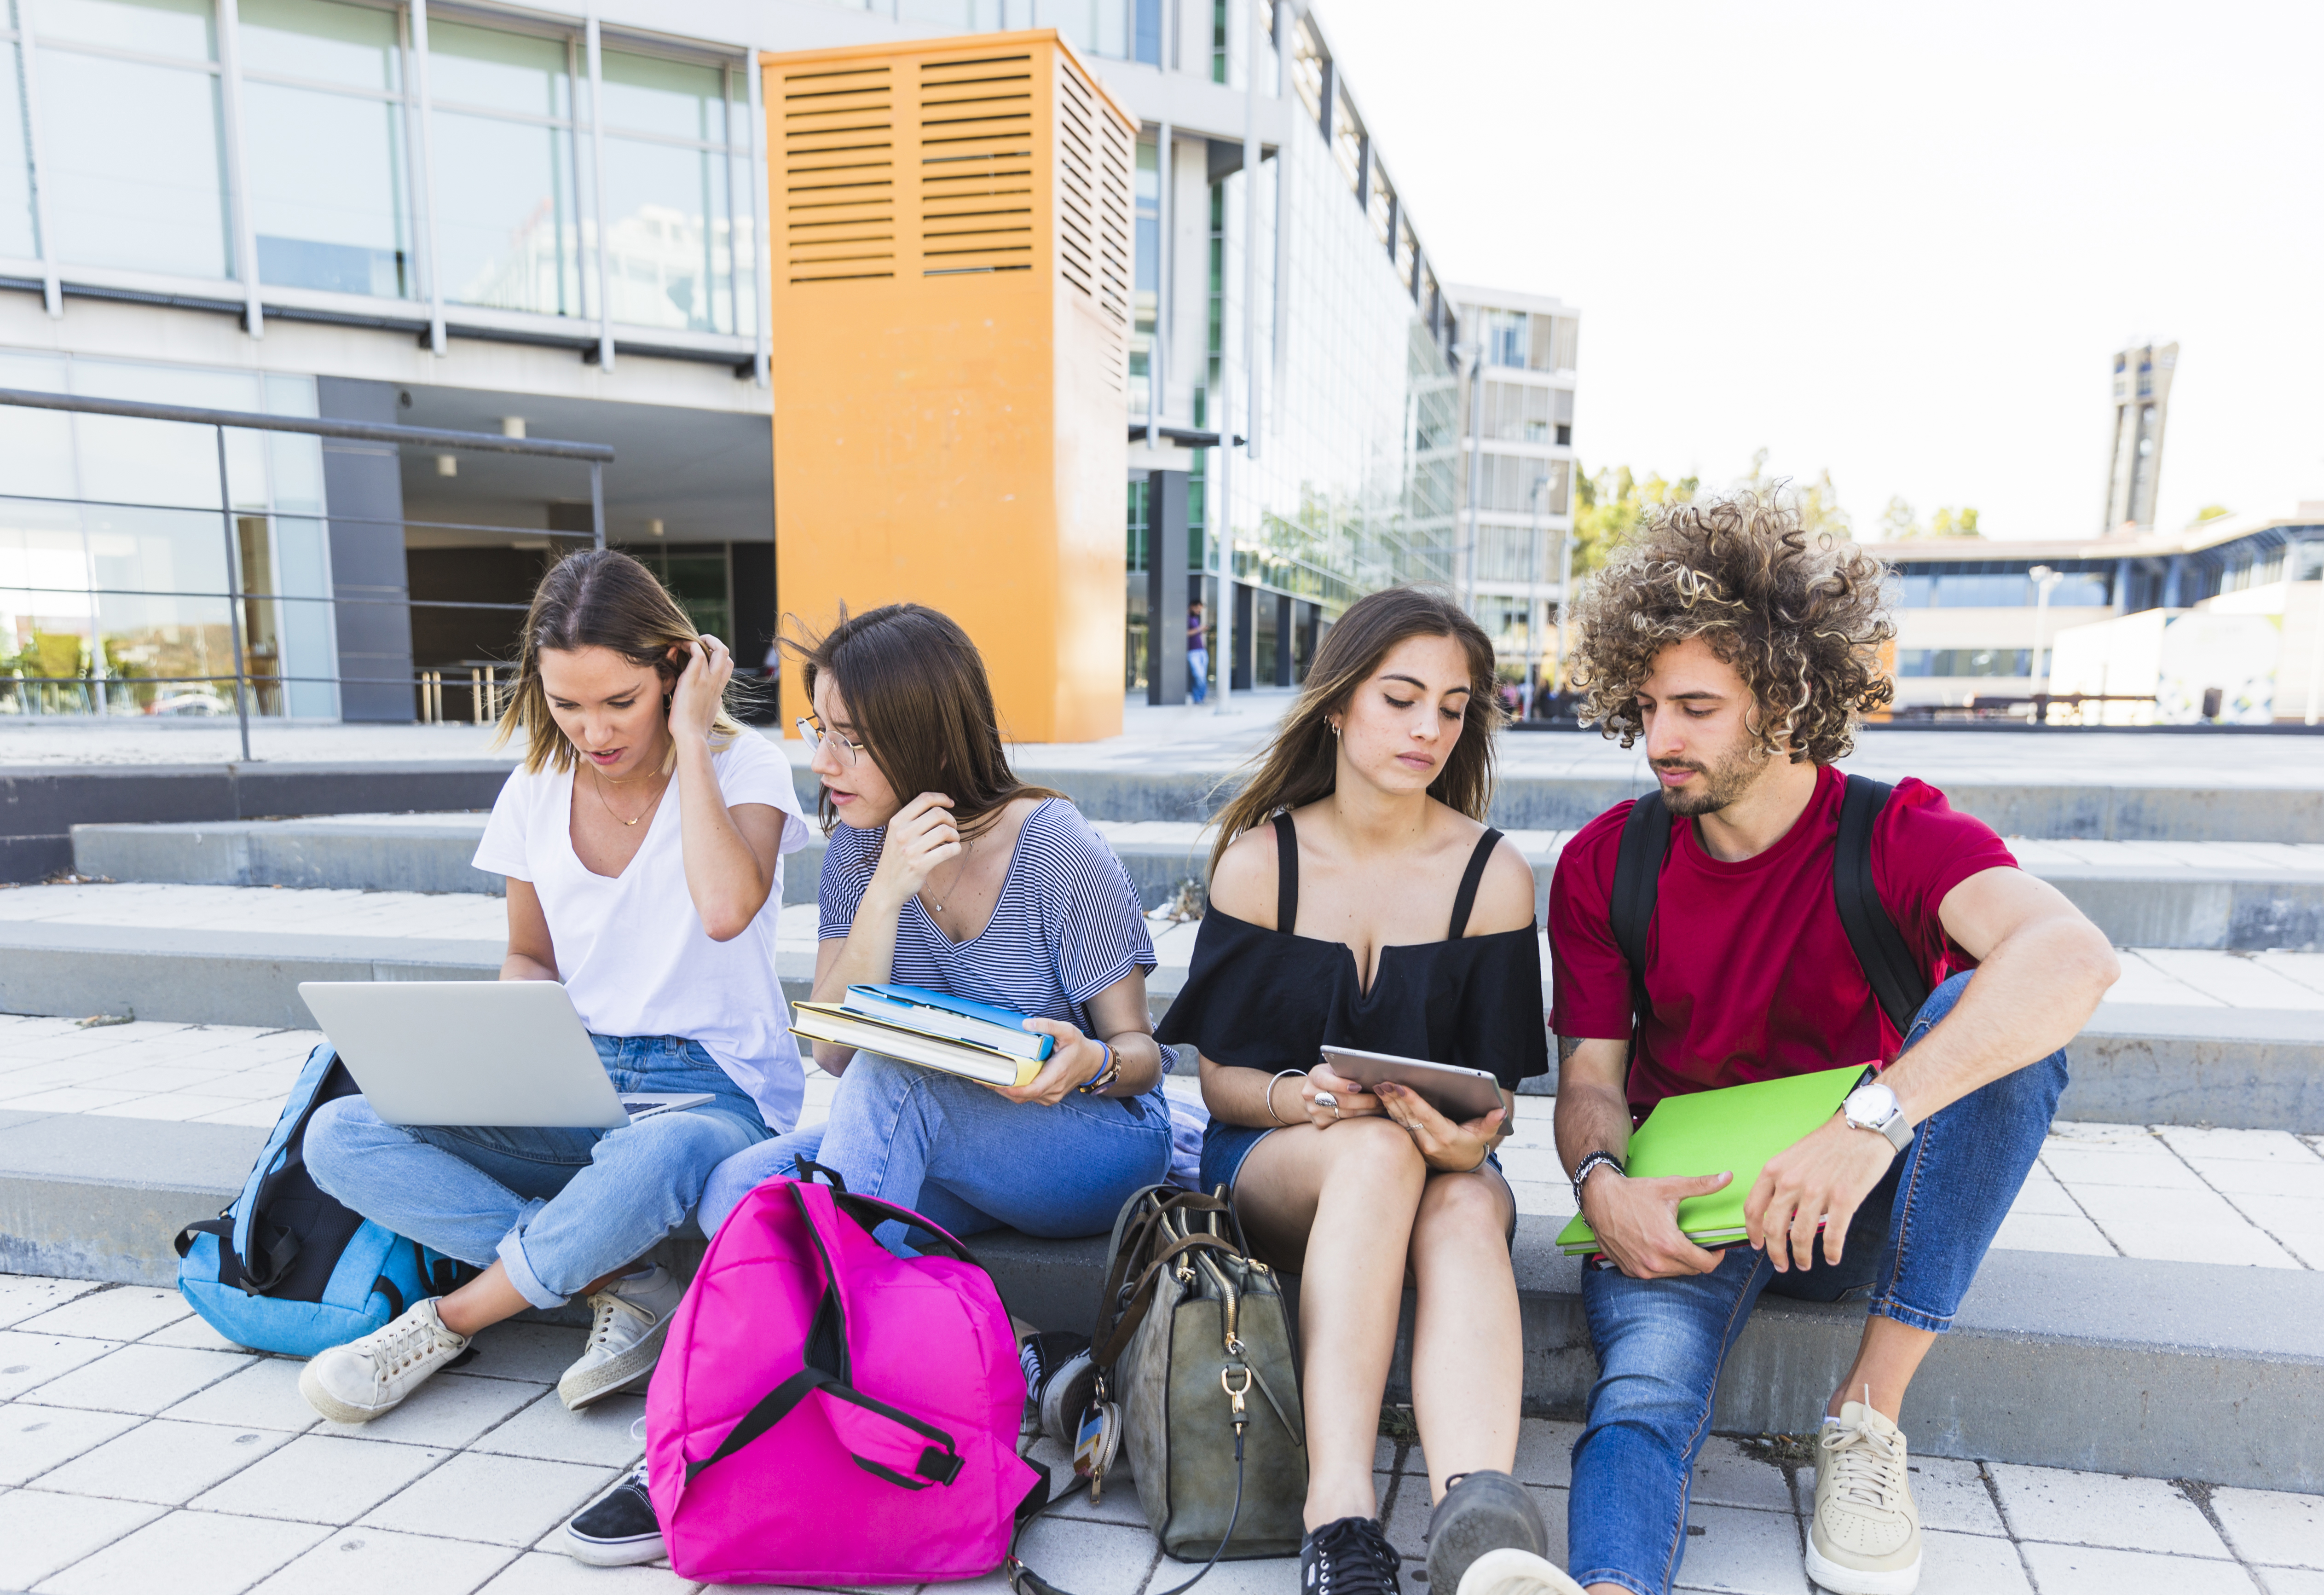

{"left": 1557, "top": 1034, "right": 1581, "bottom": 1063}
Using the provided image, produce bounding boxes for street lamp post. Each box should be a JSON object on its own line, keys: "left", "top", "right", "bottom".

{"left": 2028, "top": 564, "right": 2063, "bottom": 725}
{"left": 1525, "top": 473, "right": 1547, "bottom": 718}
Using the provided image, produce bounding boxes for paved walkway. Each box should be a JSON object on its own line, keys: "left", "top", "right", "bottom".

{"left": 3, "top": 1268, "right": 2322, "bottom": 1595}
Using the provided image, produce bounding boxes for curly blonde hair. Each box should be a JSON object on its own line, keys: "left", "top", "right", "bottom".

{"left": 1569, "top": 491, "right": 1894, "bottom": 764}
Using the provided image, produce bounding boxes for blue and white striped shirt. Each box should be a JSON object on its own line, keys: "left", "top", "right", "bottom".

{"left": 818, "top": 799, "right": 1157, "bottom": 1026}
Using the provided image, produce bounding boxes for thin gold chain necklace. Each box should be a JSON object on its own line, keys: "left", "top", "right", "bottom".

{"left": 591, "top": 765, "right": 667, "bottom": 827}
{"left": 925, "top": 832, "right": 976, "bottom": 913}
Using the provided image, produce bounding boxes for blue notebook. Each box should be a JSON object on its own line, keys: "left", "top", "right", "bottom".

{"left": 841, "top": 983, "right": 1056, "bottom": 1062}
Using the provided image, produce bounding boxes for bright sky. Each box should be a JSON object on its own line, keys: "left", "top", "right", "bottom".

{"left": 1314, "top": 0, "right": 2324, "bottom": 540}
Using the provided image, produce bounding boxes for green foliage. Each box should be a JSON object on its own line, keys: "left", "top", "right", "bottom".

{"left": 1573, "top": 462, "right": 1697, "bottom": 575}
{"left": 1878, "top": 498, "right": 1982, "bottom": 540}
{"left": 1927, "top": 506, "right": 1982, "bottom": 538}
{"left": 2194, "top": 504, "right": 2233, "bottom": 524}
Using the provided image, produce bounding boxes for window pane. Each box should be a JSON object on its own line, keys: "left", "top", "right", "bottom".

{"left": 1, "top": 42, "right": 37, "bottom": 257}
{"left": 28, "top": 0, "right": 213, "bottom": 61}
{"left": 434, "top": 109, "right": 581, "bottom": 316}
{"left": 237, "top": 0, "right": 399, "bottom": 92}
{"left": 600, "top": 49, "right": 724, "bottom": 143}
{"left": 601, "top": 133, "right": 728, "bottom": 332}
{"left": 429, "top": 20, "right": 570, "bottom": 119}
{"left": 246, "top": 79, "right": 410, "bottom": 295}
{"left": 38, "top": 48, "right": 230, "bottom": 275}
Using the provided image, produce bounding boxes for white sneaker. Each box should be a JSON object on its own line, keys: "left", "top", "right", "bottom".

{"left": 1805, "top": 1399, "right": 1923, "bottom": 1595}
{"left": 1457, "top": 1546, "right": 1589, "bottom": 1595}
{"left": 300, "top": 1298, "right": 470, "bottom": 1423}
{"left": 560, "top": 1265, "right": 687, "bottom": 1411}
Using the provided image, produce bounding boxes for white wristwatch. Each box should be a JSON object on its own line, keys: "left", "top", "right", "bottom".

{"left": 1843, "top": 1080, "right": 1913, "bottom": 1153}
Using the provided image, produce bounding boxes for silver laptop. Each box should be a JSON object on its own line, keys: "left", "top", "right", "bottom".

{"left": 297, "top": 981, "right": 712, "bottom": 1129}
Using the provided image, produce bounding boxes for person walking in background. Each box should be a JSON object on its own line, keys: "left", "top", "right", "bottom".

{"left": 1158, "top": 586, "right": 1579, "bottom": 1595}
{"left": 300, "top": 550, "right": 809, "bottom": 1427}
{"left": 1187, "top": 600, "right": 1210, "bottom": 704}
{"left": 1538, "top": 496, "right": 2116, "bottom": 1595}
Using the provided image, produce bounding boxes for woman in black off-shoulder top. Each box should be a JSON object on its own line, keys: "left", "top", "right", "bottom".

{"left": 1156, "top": 587, "right": 1564, "bottom": 1595}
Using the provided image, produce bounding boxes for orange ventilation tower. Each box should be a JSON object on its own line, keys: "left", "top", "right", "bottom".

{"left": 763, "top": 30, "right": 1136, "bottom": 744}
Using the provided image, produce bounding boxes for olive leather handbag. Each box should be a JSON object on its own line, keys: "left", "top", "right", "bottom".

{"left": 1093, "top": 1186, "right": 1307, "bottom": 1561}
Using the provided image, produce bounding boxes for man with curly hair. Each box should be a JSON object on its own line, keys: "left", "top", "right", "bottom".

{"left": 1521, "top": 495, "right": 2117, "bottom": 1595}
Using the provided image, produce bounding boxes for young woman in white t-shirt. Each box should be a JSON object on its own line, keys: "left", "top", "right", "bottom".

{"left": 301, "top": 549, "right": 809, "bottom": 1427}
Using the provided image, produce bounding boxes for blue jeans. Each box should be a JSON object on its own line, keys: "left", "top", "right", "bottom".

{"left": 699, "top": 1052, "right": 1172, "bottom": 1242}
{"left": 1567, "top": 972, "right": 2067, "bottom": 1595}
{"left": 1187, "top": 648, "right": 1209, "bottom": 704}
{"left": 306, "top": 1034, "right": 773, "bottom": 1312}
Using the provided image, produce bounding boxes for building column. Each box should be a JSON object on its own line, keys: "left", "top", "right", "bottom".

{"left": 315, "top": 377, "right": 414, "bottom": 722}
{"left": 1146, "top": 470, "right": 1191, "bottom": 705}
{"left": 1231, "top": 581, "right": 1254, "bottom": 691}
{"left": 1273, "top": 591, "right": 1294, "bottom": 686}
{"left": 2162, "top": 554, "right": 2185, "bottom": 609}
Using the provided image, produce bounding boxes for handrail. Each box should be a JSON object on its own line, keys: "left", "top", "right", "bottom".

{"left": 0, "top": 386, "right": 616, "bottom": 461}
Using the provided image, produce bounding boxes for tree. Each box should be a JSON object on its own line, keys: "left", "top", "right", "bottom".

{"left": 1879, "top": 496, "right": 1919, "bottom": 540}
{"left": 1792, "top": 468, "right": 1853, "bottom": 542}
{"left": 1571, "top": 463, "right": 1698, "bottom": 575}
{"left": 1926, "top": 506, "right": 1982, "bottom": 538}
{"left": 2193, "top": 504, "right": 2233, "bottom": 524}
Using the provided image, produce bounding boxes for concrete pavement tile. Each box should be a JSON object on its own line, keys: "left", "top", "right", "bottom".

{"left": 0, "top": 1086, "right": 147, "bottom": 1112}
{"left": 2067, "top": 1186, "right": 2303, "bottom": 1267}
{"left": 1510, "top": 1416, "right": 1585, "bottom": 1487}
{"left": 1168, "top": 1551, "right": 1305, "bottom": 1595}
{"left": 89, "top": 1093, "right": 258, "bottom": 1122}
{"left": 33, "top": 1416, "right": 291, "bottom": 1505}
{"left": 2207, "top": 1485, "right": 2324, "bottom": 1570}
{"left": 31, "top": 1508, "right": 331, "bottom": 1595}
{"left": 246, "top": 1526, "right": 518, "bottom": 1595}
{"left": 445, "top": 1321, "right": 587, "bottom": 1385}
{"left": 1904, "top": 1527, "right": 2034, "bottom": 1595}
{"left": 32, "top": 1344, "right": 255, "bottom": 1415}
{"left": 0, "top": 1405, "right": 143, "bottom": 1486}
{"left": 164, "top": 1356, "right": 323, "bottom": 1431}
{"left": 2185, "top": 1159, "right": 2324, "bottom": 1199}
{"left": 0, "top": 1490, "right": 162, "bottom": 1590}
{"left": 476, "top": 1550, "right": 700, "bottom": 1594}
{"left": 316, "top": 1365, "right": 547, "bottom": 1449}
{"left": 1987, "top": 1464, "right": 2231, "bottom": 1557}
{"left": 2041, "top": 1142, "right": 2210, "bottom": 1192}
{"left": 468, "top": 1390, "right": 647, "bottom": 1467}
{"left": 944, "top": 1517, "right": 1160, "bottom": 1595}
{"left": 141, "top": 1313, "right": 252, "bottom": 1353}
{"left": 2156, "top": 1127, "right": 2323, "bottom": 1165}
{"left": 190, "top": 1099, "right": 296, "bottom": 1128}
{"left": 0, "top": 1331, "right": 123, "bottom": 1401}
{"left": 1380, "top": 1471, "right": 1429, "bottom": 1558}
{"left": 190, "top": 1433, "right": 451, "bottom": 1524}
{"left": 0, "top": 1276, "right": 103, "bottom": 1329}
{"left": 359, "top": 1451, "right": 612, "bottom": 1546}
{"left": 1668, "top": 1501, "right": 1809, "bottom": 1594}
{"left": 2221, "top": 1196, "right": 2324, "bottom": 1268}
{"left": 1689, "top": 1438, "right": 1795, "bottom": 1513}
{"left": 2016, "top": 1542, "right": 2254, "bottom": 1594}
{"left": 1991, "top": 1209, "right": 2121, "bottom": 1255}
{"left": 2260, "top": 1572, "right": 2324, "bottom": 1595}
{"left": 1042, "top": 1468, "right": 1151, "bottom": 1529}
{"left": 17, "top": 1287, "right": 192, "bottom": 1342}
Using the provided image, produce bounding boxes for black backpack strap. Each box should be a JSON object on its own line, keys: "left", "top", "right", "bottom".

{"left": 1833, "top": 774, "right": 1933, "bottom": 1036}
{"left": 1608, "top": 792, "right": 1671, "bottom": 981}
{"left": 1271, "top": 812, "right": 1299, "bottom": 935}
{"left": 1448, "top": 828, "right": 1504, "bottom": 939}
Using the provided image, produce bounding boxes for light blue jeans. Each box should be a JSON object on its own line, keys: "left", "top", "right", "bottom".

{"left": 306, "top": 1034, "right": 774, "bottom": 1311}
{"left": 1566, "top": 971, "right": 2069, "bottom": 1594}
{"left": 699, "top": 1051, "right": 1172, "bottom": 1242}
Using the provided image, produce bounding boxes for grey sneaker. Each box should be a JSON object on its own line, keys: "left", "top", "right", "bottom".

{"left": 560, "top": 1265, "right": 687, "bottom": 1411}
{"left": 1805, "top": 1399, "right": 1922, "bottom": 1595}
{"left": 299, "top": 1297, "right": 470, "bottom": 1423}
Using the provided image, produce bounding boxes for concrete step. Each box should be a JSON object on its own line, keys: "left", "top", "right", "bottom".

{"left": 70, "top": 815, "right": 2324, "bottom": 953}
{"left": 5, "top": 1106, "right": 2316, "bottom": 1491}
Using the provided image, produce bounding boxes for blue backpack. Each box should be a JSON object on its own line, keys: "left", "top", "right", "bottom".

{"left": 175, "top": 1043, "right": 475, "bottom": 1358}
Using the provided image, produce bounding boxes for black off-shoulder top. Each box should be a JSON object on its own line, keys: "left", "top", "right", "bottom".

{"left": 1156, "top": 813, "right": 1550, "bottom": 1090}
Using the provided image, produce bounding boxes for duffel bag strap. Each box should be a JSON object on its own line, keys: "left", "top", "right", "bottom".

{"left": 174, "top": 1215, "right": 232, "bottom": 1260}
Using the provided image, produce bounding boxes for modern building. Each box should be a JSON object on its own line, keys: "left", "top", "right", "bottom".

{"left": 2102, "top": 339, "right": 2177, "bottom": 532}
{"left": 1, "top": 0, "right": 1501, "bottom": 731}
{"left": 1445, "top": 283, "right": 1578, "bottom": 688}
{"left": 1873, "top": 506, "right": 2324, "bottom": 722}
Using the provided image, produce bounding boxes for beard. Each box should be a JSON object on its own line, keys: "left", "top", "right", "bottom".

{"left": 1655, "top": 748, "right": 1761, "bottom": 817}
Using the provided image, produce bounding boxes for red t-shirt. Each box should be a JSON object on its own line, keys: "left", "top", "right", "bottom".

{"left": 1548, "top": 765, "right": 2016, "bottom": 1120}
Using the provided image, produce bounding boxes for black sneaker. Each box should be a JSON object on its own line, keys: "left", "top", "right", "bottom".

{"left": 1424, "top": 1471, "right": 1550, "bottom": 1591}
{"left": 1301, "top": 1515, "right": 1403, "bottom": 1595}
{"left": 566, "top": 1462, "right": 665, "bottom": 1566}
{"left": 1019, "top": 1329, "right": 1096, "bottom": 1446}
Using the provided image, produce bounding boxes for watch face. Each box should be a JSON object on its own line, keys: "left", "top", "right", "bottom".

{"left": 1847, "top": 1083, "right": 1896, "bottom": 1124}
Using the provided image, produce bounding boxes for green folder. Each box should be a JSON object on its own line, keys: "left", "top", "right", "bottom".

{"left": 1555, "top": 1062, "right": 1872, "bottom": 1256}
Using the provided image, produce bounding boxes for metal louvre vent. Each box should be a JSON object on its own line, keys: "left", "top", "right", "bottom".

{"left": 1052, "top": 56, "right": 1100, "bottom": 303}
{"left": 1089, "top": 66, "right": 1133, "bottom": 328}
{"left": 918, "top": 52, "right": 1035, "bottom": 276}
{"left": 780, "top": 64, "right": 896, "bottom": 284}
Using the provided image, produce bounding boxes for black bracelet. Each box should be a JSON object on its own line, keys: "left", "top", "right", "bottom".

{"left": 1570, "top": 1150, "right": 1625, "bottom": 1209}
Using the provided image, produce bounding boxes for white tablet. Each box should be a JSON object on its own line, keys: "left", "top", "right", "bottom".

{"left": 1316, "top": 1045, "right": 1510, "bottom": 1123}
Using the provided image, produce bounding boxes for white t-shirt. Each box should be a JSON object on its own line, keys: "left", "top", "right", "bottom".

{"left": 472, "top": 729, "right": 811, "bottom": 1131}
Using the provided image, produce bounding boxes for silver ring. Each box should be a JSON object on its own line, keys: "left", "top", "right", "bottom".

{"left": 1312, "top": 1091, "right": 1338, "bottom": 1110}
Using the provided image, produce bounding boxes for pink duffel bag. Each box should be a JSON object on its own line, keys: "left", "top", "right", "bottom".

{"left": 646, "top": 1173, "right": 1041, "bottom": 1584}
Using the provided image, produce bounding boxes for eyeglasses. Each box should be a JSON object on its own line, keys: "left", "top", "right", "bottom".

{"left": 797, "top": 715, "right": 866, "bottom": 768}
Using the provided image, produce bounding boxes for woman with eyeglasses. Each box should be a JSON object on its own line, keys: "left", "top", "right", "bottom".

{"left": 694, "top": 601, "right": 1172, "bottom": 1246}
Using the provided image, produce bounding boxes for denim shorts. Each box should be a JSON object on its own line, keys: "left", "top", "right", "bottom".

{"left": 1198, "top": 1118, "right": 1506, "bottom": 1196}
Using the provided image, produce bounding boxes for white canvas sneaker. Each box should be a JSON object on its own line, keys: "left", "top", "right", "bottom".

{"left": 560, "top": 1264, "right": 688, "bottom": 1410}
{"left": 300, "top": 1297, "right": 471, "bottom": 1423}
{"left": 1806, "top": 1399, "right": 1923, "bottom": 1595}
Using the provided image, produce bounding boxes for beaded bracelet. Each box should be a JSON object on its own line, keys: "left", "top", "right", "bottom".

{"left": 1076, "top": 1040, "right": 1120, "bottom": 1096}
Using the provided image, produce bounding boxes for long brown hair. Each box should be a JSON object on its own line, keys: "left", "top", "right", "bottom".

{"left": 784, "top": 603, "right": 1062, "bottom": 834}
{"left": 493, "top": 549, "right": 745, "bottom": 774}
{"left": 1208, "top": 585, "right": 1502, "bottom": 876}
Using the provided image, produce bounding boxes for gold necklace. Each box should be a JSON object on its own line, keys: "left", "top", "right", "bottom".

{"left": 925, "top": 832, "right": 976, "bottom": 913}
{"left": 591, "top": 766, "right": 666, "bottom": 827}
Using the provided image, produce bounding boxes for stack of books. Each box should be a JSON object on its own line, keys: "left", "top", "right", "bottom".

{"left": 1555, "top": 1062, "right": 1872, "bottom": 1257}
{"left": 789, "top": 982, "right": 1052, "bottom": 1090}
